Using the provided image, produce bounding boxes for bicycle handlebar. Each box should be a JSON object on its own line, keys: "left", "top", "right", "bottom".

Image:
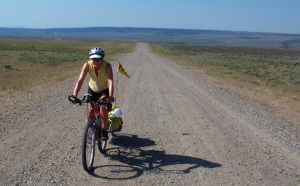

{"left": 68, "top": 95, "right": 110, "bottom": 106}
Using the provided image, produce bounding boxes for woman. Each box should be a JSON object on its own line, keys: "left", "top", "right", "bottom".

{"left": 72, "top": 47, "right": 114, "bottom": 139}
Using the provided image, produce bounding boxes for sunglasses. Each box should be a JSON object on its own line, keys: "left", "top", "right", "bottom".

{"left": 92, "top": 58, "right": 102, "bottom": 61}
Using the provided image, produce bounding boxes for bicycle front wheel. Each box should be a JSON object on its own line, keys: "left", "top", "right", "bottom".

{"left": 82, "top": 121, "right": 96, "bottom": 172}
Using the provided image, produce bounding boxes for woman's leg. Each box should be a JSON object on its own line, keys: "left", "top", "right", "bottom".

{"left": 99, "top": 96, "right": 109, "bottom": 138}
{"left": 87, "top": 103, "right": 94, "bottom": 120}
{"left": 100, "top": 106, "right": 108, "bottom": 130}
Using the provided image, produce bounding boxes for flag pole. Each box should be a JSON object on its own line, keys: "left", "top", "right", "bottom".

{"left": 115, "top": 62, "right": 119, "bottom": 106}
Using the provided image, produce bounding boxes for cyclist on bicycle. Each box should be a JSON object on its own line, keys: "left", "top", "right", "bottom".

{"left": 72, "top": 47, "right": 114, "bottom": 140}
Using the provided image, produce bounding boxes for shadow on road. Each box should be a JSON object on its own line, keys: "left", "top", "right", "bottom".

{"left": 91, "top": 133, "right": 222, "bottom": 180}
{"left": 110, "top": 133, "right": 156, "bottom": 148}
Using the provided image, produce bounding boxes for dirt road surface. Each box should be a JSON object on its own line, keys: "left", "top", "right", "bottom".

{"left": 0, "top": 43, "right": 299, "bottom": 186}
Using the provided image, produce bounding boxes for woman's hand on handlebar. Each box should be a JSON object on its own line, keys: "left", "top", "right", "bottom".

{"left": 68, "top": 95, "right": 82, "bottom": 105}
{"left": 109, "top": 96, "right": 115, "bottom": 103}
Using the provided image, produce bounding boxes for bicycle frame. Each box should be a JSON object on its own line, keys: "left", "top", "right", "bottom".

{"left": 86, "top": 103, "right": 122, "bottom": 135}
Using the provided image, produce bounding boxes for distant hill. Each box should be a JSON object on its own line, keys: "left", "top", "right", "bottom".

{"left": 1, "top": 27, "right": 300, "bottom": 49}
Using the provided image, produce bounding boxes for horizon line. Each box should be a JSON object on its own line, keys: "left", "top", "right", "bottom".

{"left": 1, "top": 26, "right": 299, "bottom": 36}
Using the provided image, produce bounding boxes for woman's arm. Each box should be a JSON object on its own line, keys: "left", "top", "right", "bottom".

{"left": 73, "top": 63, "right": 89, "bottom": 97}
{"left": 106, "top": 63, "right": 114, "bottom": 98}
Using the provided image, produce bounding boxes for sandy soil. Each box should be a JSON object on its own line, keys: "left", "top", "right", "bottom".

{"left": 0, "top": 43, "right": 299, "bottom": 186}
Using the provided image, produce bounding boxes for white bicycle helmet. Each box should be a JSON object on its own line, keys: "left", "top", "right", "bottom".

{"left": 89, "top": 47, "right": 105, "bottom": 59}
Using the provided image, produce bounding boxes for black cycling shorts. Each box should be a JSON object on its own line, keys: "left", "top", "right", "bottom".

{"left": 87, "top": 87, "right": 109, "bottom": 102}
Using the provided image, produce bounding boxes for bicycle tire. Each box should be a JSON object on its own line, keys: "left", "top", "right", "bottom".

{"left": 82, "top": 121, "right": 96, "bottom": 172}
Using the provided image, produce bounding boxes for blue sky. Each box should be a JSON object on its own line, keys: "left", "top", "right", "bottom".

{"left": 0, "top": 0, "right": 299, "bottom": 34}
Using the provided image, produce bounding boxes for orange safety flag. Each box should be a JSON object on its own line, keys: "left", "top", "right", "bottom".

{"left": 117, "top": 63, "right": 131, "bottom": 78}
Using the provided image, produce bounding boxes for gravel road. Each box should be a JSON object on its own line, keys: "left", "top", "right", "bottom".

{"left": 0, "top": 43, "right": 299, "bottom": 186}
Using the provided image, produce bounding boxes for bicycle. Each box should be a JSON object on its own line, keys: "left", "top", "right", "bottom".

{"left": 68, "top": 95, "right": 114, "bottom": 172}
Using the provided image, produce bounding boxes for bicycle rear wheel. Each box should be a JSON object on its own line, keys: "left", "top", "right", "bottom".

{"left": 82, "top": 121, "right": 96, "bottom": 172}
{"left": 98, "top": 131, "right": 107, "bottom": 154}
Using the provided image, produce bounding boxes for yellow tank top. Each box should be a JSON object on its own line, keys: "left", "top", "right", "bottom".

{"left": 87, "top": 60, "right": 109, "bottom": 93}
